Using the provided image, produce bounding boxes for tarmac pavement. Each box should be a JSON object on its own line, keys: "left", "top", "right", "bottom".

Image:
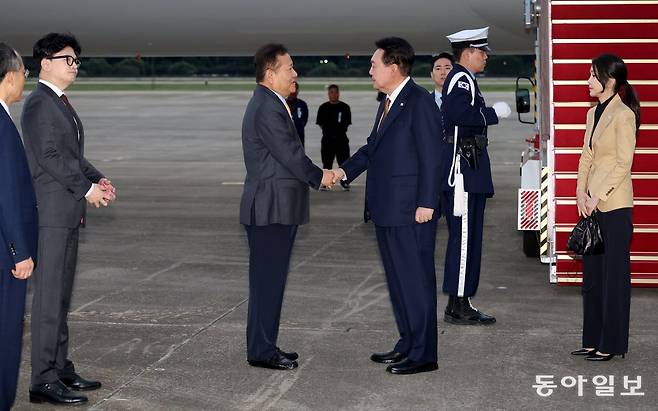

{"left": 8, "top": 89, "right": 657, "bottom": 410}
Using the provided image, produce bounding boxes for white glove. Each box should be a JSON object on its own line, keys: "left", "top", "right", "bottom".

{"left": 492, "top": 101, "right": 512, "bottom": 119}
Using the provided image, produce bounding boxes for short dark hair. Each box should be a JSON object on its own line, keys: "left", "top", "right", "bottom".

{"left": 432, "top": 52, "right": 454, "bottom": 66}
{"left": 374, "top": 37, "right": 415, "bottom": 76}
{"left": 0, "top": 43, "right": 22, "bottom": 81}
{"left": 33, "top": 33, "right": 82, "bottom": 63}
{"left": 453, "top": 48, "right": 471, "bottom": 62}
{"left": 327, "top": 84, "right": 339, "bottom": 91}
{"left": 254, "top": 43, "right": 288, "bottom": 83}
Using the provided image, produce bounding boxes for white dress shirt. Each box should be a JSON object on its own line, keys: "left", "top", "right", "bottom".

{"left": 39, "top": 79, "right": 65, "bottom": 97}
{"left": 0, "top": 99, "right": 10, "bottom": 117}
{"left": 434, "top": 90, "right": 442, "bottom": 109}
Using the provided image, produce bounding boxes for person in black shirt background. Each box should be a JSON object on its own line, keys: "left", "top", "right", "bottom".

{"left": 286, "top": 81, "right": 308, "bottom": 146}
{"left": 316, "top": 84, "right": 352, "bottom": 190}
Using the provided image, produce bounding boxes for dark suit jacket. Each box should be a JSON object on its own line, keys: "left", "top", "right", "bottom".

{"left": 240, "top": 85, "right": 323, "bottom": 226}
{"left": 0, "top": 108, "right": 38, "bottom": 269}
{"left": 341, "top": 79, "right": 443, "bottom": 227}
{"left": 21, "top": 83, "right": 104, "bottom": 228}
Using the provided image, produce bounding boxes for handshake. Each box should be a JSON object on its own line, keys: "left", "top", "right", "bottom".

{"left": 320, "top": 168, "right": 346, "bottom": 189}
{"left": 86, "top": 178, "right": 118, "bottom": 208}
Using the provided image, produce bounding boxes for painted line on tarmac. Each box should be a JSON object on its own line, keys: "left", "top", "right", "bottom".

{"left": 243, "top": 357, "right": 313, "bottom": 411}
{"left": 89, "top": 296, "right": 249, "bottom": 409}
{"left": 292, "top": 220, "right": 365, "bottom": 272}
{"left": 71, "top": 260, "right": 185, "bottom": 314}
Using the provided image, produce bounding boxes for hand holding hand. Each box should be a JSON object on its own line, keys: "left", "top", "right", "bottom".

{"left": 321, "top": 170, "right": 336, "bottom": 188}
{"left": 584, "top": 195, "right": 599, "bottom": 216}
{"left": 86, "top": 183, "right": 110, "bottom": 208}
{"left": 415, "top": 207, "right": 434, "bottom": 223}
{"left": 12, "top": 257, "right": 34, "bottom": 279}
{"left": 99, "top": 178, "right": 117, "bottom": 201}
{"left": 331, "top": 168, "right": 346, "bottom": 185}
{"left": 492, "top": 101, "right": 512, "bottom": 119}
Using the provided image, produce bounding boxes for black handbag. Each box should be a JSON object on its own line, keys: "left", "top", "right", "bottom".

{"left": 567, "top": 213, "right": 604, "bottom": 255}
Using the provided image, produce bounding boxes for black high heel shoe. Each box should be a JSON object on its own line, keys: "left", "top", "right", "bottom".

{"left": 585, "top": 352, "right": 626, "bottom": 361}
{"left": 571, "top": 348, "right": 596, "bottom": 356}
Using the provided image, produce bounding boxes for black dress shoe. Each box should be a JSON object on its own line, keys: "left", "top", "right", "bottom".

{"left": 386, "top": 358, "right": 438, "bottom": 375}
{"left": 60, "top": 373, "right": 102, "bottom": 391}
{"left": 571, "top": 348, "right": 597, "bottom": 356}
{"left": 586, "top": 352, "right": 625, "bottom": 361}
{"left": 276, "top": 347, "right": 299, "bottom": 361}
{"left": 29, "top": 380, "right": 88, "bottom": 405}
{"left": 370, "top": 350, "right": 406, "bottom": 364}
{"left": 248, "top": 352, "right": 298, "bottom": 370}
{"left": 444, "top": 296, "right": 496, "bottom": 325}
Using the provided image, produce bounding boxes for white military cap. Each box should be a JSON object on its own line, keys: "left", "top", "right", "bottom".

{"left": 446, "top": 27, "right": 492, "bottom": 52}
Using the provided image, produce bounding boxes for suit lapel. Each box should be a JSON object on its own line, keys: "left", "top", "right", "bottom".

{"left": 259, "top": 85, "right": 293, "bottom": 125}
{"left": 371, "top": 79, "right": 414, "bottom": 152}
{"left": 590, "top": 95, "right": 620, "bottom": 148}
{"left": 0, "top": 108, "right": 21, "bottom": 144}
{"left": 38, "top": 83, "right": 82, "bottom": 151}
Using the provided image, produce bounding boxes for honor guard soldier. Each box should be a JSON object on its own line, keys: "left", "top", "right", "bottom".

{"left": 440, "top": 27, "right": 511, "bottom": 325}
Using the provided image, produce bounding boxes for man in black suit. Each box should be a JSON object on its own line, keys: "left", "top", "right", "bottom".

{"left": 332, "top": 37, "right": 443, "bottom": 374}
{"left": 240, "top": 43, "right": 334, "bottom": 370}
{"left": 0, "top": 42, "right": 38, "bottom": 411}
{"left": 21, "top": 33, "right": 116, "bottom": 405}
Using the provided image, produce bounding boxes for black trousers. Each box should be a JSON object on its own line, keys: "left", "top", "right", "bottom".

{"left": 31, "top": 227, "right": 79, "bottom": 385}
{"left": 321, "top": 136, "right": 350, "bottom": 170}
{"left": 442, "top": 191, "right": 487, "bottom": 297}
{"left": 582, "top": 208, "right": 633, "bottom": 355}
{"left": 244, "top": 223, "right": 298, "bottom": 361}
{"left": 1, "top": 268, "right": 27, "bottom": 411}
{"left": 375, "top": 220, "right": 438, "bottom": 363}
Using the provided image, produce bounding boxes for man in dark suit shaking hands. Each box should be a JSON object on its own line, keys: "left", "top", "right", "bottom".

{"left": 21, "top": 33, "right": 116, "bottom": 405}
{"left": 332, "top": 37, "right": 443, "bottom": 374}
{"left": 240, "top": 44, "right": 334, "bottom": 370}
{"left": 0, "top": 42, "right": 38, "bottom": 411}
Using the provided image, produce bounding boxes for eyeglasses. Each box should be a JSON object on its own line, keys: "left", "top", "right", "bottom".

{"left": 46, "top": 55, "right": 81, "bottom": 67}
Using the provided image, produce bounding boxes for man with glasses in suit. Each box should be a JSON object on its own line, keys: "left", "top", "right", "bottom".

{"left": 21, "top": 32, "right": 116, "bottom": 405}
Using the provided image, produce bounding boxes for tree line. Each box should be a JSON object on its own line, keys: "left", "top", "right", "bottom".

{"left": 23, "top": 55, "right": 534, "bottom": 78}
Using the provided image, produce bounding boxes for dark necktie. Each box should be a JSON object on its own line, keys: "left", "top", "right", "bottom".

{"left": 377, "top": 98, "right": 391, "bottom": 131}
{"left": 60, "top": 94, "right": 81, "bottom": 141}
{"left": 60, "top": 93, "right": 71, "bottom": 107}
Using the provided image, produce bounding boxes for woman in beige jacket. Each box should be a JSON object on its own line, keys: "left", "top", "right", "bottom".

{"left": 572, "top": 54, "right": 641, "bottom": 361}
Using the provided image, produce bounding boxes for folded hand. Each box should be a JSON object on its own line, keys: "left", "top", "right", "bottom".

{"left": 99, "top": 178, "right": 117, "bottom": 202}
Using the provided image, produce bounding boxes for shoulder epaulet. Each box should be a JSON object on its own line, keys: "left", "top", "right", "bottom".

{"left": 446, "top": 71, "right": 475, "bottom": 106}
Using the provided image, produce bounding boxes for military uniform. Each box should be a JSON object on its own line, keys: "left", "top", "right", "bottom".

{"left": 287, "top": 97, "right": 308, "bottom": 146}
{"left": 441, "top": 63, "right": 497, "bottom": 296}
{"left": 439, "top": 27, "right": 510, "bottom": 325}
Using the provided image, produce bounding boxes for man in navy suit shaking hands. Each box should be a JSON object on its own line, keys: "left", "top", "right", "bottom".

{"left": 332, "top": 37, "right": 443, "bottom": 375}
